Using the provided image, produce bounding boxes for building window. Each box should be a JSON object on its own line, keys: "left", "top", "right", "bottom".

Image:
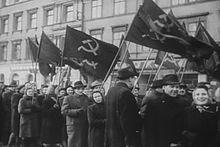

{"left": 90, "top": 29, "right": 103, "bottom": 40}
{"left": 12, "top": 41, "right": 22, "bottom": 60}
{"left": 112, "top": 25, "right": 127, "bottom": 46}
{"left": 76, "top": 0, "right": 82, "bottom": 20}
{"left": 14, "top": 14, "right": 22, "bottom": 31}
{"left": 114, "top": 0, "right": 125, "bottom": 15}
{"left": 2, "top": 0, "right": 10, "bottom": 7}
{"left": 64, "top": 5, "right": 74, "bottom": 22}
{"left": 45, "top": 9, "right": 54, "bottom": 25}
{"left": 1, "top": 17, "right": 9, "bottom": 33}
{"left": 92, "top": 0, "right": 102, "bottom": 19}
{"left": 0, "top": 43, "right": 8, "bottom": 61}
{"left": 171, "top": 0, "right": 186, "bottom": 6}
{"left": 29, "top": 12, "right": 37, "bottom": 28}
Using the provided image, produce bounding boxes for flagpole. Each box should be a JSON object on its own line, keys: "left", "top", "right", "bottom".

{"left": 180, "top": 59, "right": 187, "bottom": 82}
{"left": 119, "top": 41, "right": 130, "bottom": 70}
{"left": 101, "top": 39, "right": 125, "bottom": 88}
{"left": 146, "top": 66, "right": 154, "bottom": 88}
{"left": 133, "top": 48, "right": 153, "bottom": 91}
{"left": 153, "top": 52, "right": 168, "bottom": 81}
{"left": 101, "top": 9, "right": 142, "bottom": 88}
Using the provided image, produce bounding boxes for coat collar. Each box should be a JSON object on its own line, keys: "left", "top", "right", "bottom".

{"left": 116, "top": 82, "right": 130, "bottom": 90}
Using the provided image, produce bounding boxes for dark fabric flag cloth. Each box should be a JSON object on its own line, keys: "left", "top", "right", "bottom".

{"left": 186, "top": 22, "right": 220, "bottom": 80}
{"left": 119, "top": 35, "right": 137, "bottom": 74}
{"left": 38, "top": 32, "right": 61, "bottom": 77}
{"left": 27, "top": 37, "right": 39, "bottom": 62}
{"left": 126, "top": 0, "right": 213, "bottom": 60}
{"left": 155, "top": 51, "right": 180, "bottom": 71}
{"left": 63, "top": 25, "right": 119, "bottom": 80}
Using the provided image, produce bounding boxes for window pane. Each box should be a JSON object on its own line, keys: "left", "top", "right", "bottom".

{"left": 16, "top": 16, "right": 22, "bottom": 31}
{"left": 46, "top": 9, "right": 54, "bottom": 25}
{"left": 66, "top": 5, "right": 74, "bottom": 22}
{"left": 30, "top": 13, "right": 37, "bottom": 28}
{"left": 3, "top": 19, "right": 9, "bottom": 33}
{"left": 92, "top": 0, "right": 102, "bottom": 18}
{"left": 114, "top": 0, "right": 125, "bottom": 15}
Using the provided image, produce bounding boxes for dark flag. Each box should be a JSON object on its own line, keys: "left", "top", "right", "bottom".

{"left": 126, "top": 0, "right": 213, "bottom": 60}
{"left": 168, "top": 9, "right": 189, "bottom": 38}
{"left": 119, "top": 35, "right": 137, "bottom": 74}
{"left": 141, "top": 0, "right": 213, "bottom": 59}
{"left": 63, "top": 25, "right": 119, "bottom": 81}
{"left": 38, "top": 32, "right": 61, "bottom": 77}
{"left": 27, "top": 37, "right": 39, "bottom": 62}
{"left": 194, "top": 22, "right": 220, "bottom": 80}
{"left": 155, "top": 51, "right": 180, "bottom": 71}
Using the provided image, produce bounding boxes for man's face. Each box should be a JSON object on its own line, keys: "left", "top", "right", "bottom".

{"left": 75, "top": 87, "right": 84, "bottom": 95}
{"left": 42, "top": 87, "right": 48, "bottom": 94}
{"left": 178, "top": 88, "right": 186, "bottom": 95}
{"left": 133, "top": 88, "right": 139, "bottom": 97}
{"left": 66, "top": 87, "right": 74, "bottom": 95}
{"left": 163, "top": 84, "right": 179, "bottom": 97}
{"left": 129, "top": 76, "right": 137, "bottom": 88}
{"left": 59, "top": 90, "right": 66, "bottom": 97}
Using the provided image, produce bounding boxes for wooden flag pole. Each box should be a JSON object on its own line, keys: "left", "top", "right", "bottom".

{"left": 119, "top": 41, "right": 131, "bottom": 70}
{"left": 180, "top": 59, "right": 187, "bottom": 82}
{"left": 153, "top": 52, "right": 168, "bottom": 81}
{"left": 146, "top": 65, "right": 154, "bottom": 88}
{"left": 133, "top": 48, "right": 153, "bottom": 91}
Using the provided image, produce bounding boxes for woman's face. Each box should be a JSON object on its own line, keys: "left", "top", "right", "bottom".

{"left": 93, "top": 92, "right": 103, "bottom": 103}
{"left": 26, "top": 88, "right": 34, "bottom": 97}
{"left": 66, "top": 87, "right": 74, "bottom": 95}
{"left": 193, "top": 88, "right": 209, "bottom": 105}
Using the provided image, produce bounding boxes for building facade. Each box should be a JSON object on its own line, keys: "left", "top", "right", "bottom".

{"left": 0, "top": 0, "right": 220, "bottom": 90}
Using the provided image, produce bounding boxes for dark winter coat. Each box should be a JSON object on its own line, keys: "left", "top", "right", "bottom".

{"left": 87, "top": 102, "right": 105, "bottom": 147}
{"left": 18, "top": 95, "right": 40, "bottom": 138}
{"left": 105, "top": 82, "right": 142, "bottom": 147}
{"left": 41, "top": 94, "right": 62, "bottom": 144}
{"left": 11, "top": 92, "right": 23, "bottom": 135}
{"left": 61, "top": 93, "right": 89, "bottom": 147}
{"left": 143, "top": 93, "right": 189, "bottom": 147}
{"left": 182, "top": 103, "right": 219, "bottom": 147}
{"left": 1, "top": 90, "right": 13, "bottom": 143}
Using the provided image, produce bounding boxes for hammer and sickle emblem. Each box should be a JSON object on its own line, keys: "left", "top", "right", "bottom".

{"left": 82, "top": 59, "right": 98, "bottom": 69}
{"left": 78, "top": 39, "right": 99, "bottom": 56}
{"left": 153, "top": 14, "right": 174, "bottom": 32}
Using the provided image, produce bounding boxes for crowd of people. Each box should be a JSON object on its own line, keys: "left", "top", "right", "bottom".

{"left": 0, "top": 67, "right": 220, "bottom": 147}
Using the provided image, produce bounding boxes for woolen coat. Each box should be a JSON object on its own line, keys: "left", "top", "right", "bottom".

{"left": 87, "top": 102, "right": 105, "bottom": 147}
{"left": 105, "top": 82, "right": 142, "bottom": 147}
{"left": 143, "top": 93, "right": 189, "bottom": 147}
{"left": 41, "top": 94, "right": 62, "bottom": 144}
{"left": 1, "top": 90, "right": 13, "bottom": 143}
{"left": 182, "top": 103, "right": 219, "bottom": 147}
{"left": 11, "top": 92, "right": 23, "bottom": 136}
{"left": 18, "top": 95, "right": 40, "bottom": 138}
{"left": 61, "top": 93, "right": 89, "bottom": 147}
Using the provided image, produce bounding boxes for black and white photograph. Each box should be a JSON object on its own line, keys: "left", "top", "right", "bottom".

{"left": 0, "top": 0, "right": 220, "bottom": 147}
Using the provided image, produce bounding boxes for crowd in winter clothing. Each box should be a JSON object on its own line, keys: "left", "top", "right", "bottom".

{"left": 0, "top": 67, "right": 220, "bottom": 147}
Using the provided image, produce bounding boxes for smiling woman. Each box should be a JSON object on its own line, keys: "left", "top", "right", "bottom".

{"left": 182, "top": 85, "right": 219, "bottom": 147}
